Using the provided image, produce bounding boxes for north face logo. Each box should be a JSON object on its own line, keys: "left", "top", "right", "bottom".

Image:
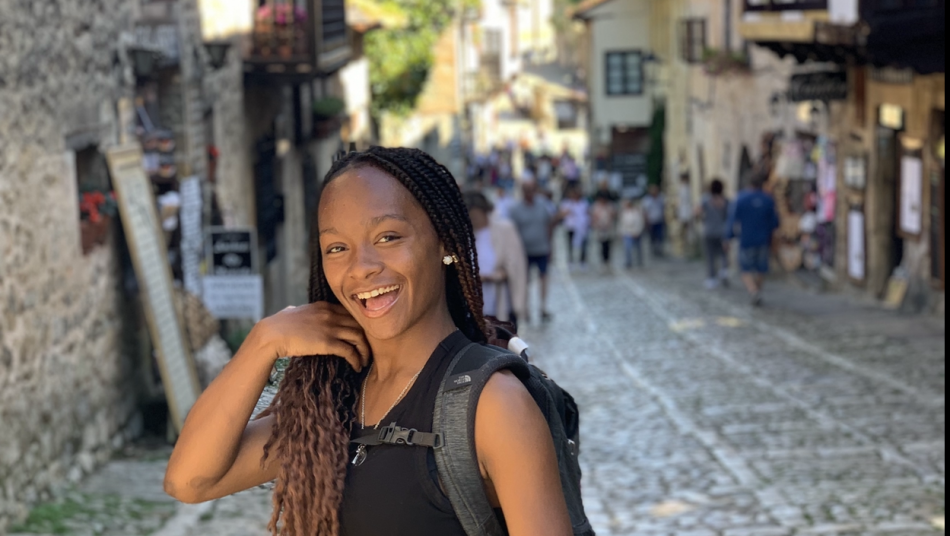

{"left": 453, "top": 375, "right": 472, "bottom": 386}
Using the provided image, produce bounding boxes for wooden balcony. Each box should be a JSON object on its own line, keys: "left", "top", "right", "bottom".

{"left": 245, "top": 0, "right": 352, "bottom": 80}
{"left": 740, "top": 0, "right": 832, "bottom": 44}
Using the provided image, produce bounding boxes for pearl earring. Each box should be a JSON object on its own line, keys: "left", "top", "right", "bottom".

{"left": 443, "top": 255, "right": 457, "bottom": 266}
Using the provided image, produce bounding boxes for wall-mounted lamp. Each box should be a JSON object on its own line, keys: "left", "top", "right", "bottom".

{"left": 204, "top": 41, "right": 232, "bottom": 71}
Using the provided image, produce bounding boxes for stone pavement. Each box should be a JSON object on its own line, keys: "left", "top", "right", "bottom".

{"left": 9, "top": 259, "right": 944, "bottom": 536}
{"left": 527, "top": 260, "right": 945, "bottom": 535}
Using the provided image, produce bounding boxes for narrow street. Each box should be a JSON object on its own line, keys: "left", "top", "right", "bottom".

{"left": 12, "top": 258, "right": 944, "bottom": 536}
{"left": 529, "top": 262, "right": 945, "bottom": 535}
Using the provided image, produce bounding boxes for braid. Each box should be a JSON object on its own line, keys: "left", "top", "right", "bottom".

{"left": 263, "top": 146, "right": 490, "bottom": 535}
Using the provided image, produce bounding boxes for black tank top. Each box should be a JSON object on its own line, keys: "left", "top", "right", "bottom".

{"left": 340, "top": 331, "right": 470, "bottom": 536}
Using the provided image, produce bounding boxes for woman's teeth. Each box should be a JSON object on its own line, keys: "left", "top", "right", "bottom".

{"left": 356, "top": 285, "right": 400, "bottom": 301}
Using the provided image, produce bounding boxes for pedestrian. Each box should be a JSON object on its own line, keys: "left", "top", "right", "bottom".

{"left": 163, "top": 147, "right": 574, "bottom": 535}
{"left": 509, "top": 179, "right": 555, "bottom": 322}
{"left": 696, "top": 178, "right": 731, "bottom": 289}
{"left": 537, "top": 154, "right": 553, "bottom": 189}
{"left": 463, "top": 191, "right": 528, "bottom": 330}
{"left": 558, "top": 185, "right": 590, "bottom": 270}
{"left": 590, "top": 191, "right": 618, "bottom": 271}
{"left": 493, "top": 185, "right": 516, "bottom": 221}
{"left": 725, "top": 169, "right": 780, "bottom": 306}
{"left": 642, "top": 184, "right": 667, "bottom": 258}
{"left": 559, "top": 148, "right": 580, "bottom": 185}
{"left": 619, "top": 197, "right": 646, "bottom": 269}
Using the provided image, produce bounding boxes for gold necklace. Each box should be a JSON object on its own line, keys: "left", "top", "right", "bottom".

{"left": 352, "top": 365, "right": 423, "bottom": 466}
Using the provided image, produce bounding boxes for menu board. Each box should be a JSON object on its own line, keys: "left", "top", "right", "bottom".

{"left": 107, "top": 145, "right": 201, "bottom": 433}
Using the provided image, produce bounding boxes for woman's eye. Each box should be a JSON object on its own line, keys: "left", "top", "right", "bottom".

{"left": 326, "top": 245, "right": 345, "bottom": 254}
{"left": 378, "top": 234, "right": 401, "bottom": 244}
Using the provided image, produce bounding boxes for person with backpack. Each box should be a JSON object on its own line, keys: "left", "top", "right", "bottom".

{"left": 164, "top": 147, "right": 592, "bottom": 536}
{"left": 696, "top": 178, "right": 731, "bottom": 289}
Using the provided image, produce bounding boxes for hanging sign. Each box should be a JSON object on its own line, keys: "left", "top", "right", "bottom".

{"left": 179, "top": 176, "right": 203, "bottom": 297}
{"left": 107, "top": 145, "right": 201, "bottom": 433}
{"left": 788, "top": 71, "right": 849, "bottom": 102}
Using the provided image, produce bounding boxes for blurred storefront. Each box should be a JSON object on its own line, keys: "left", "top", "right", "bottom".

{"left": 741, "top": 0, "right": 946, "bottom": 314}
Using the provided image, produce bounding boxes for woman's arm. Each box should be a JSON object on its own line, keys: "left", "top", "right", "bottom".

{"left": 475, "top": 372, "right": 573, "bottom": 536}
{"left": 164, "top": 303, "right": 370, "bottom": 504}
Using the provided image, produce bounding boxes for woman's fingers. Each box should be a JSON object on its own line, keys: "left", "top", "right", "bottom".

{"left": 325, "top": 339, "right": 365, "bottom": 372}
{"left": 335, "top": 326, "right": 371, "bottom": 367}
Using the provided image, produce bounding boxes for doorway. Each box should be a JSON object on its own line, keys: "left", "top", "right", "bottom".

{"left": 875, "top": 125, "right": 902, "bottom": 294}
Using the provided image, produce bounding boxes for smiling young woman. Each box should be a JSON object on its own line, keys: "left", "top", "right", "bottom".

{"left": 163, "top": 147, "right": 573, "bottom": 536}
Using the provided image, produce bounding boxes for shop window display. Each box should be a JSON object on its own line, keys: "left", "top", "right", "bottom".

{"left": 773, "top": 134, "right": 838, "bottom": 274}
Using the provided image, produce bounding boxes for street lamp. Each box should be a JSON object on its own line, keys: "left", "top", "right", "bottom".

{"left": 204, "top": 41, "right": 232, "bottom": 71}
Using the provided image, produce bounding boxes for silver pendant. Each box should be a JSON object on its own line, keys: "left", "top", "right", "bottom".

{"left": 351, "top": 445, "right": 368, "bottom": 467}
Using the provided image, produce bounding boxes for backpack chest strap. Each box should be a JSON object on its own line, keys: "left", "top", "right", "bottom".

{"left": 351, "top": 423, "right": 444, "bottom": 449}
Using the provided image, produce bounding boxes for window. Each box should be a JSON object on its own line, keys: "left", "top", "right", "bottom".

{"left": 482, "top": 29, "right": 503, "bottom": 86}
{"left": 605, "top": 51, "right": 644, "bottom": 96}
{"left": 680, "top": 19, "right": 706, "bottom": 64}
{"left": 554, "top": 100, "right": 579, "bottom": 130}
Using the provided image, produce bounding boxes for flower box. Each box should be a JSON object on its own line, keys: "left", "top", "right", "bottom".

{"left": 80, "top": 215, "right": 112, "bottom": 255}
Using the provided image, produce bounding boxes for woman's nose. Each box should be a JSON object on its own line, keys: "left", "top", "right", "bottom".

{"left": 349, "top": 244, "right": 384, "bottom": 279}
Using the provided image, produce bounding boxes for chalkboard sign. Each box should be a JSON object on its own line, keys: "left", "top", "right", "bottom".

{"left": 107, "top": 145, "right": 201, "bottom": 433}
{"left": 207, "top": 227, "right": 257, "bottom": 275}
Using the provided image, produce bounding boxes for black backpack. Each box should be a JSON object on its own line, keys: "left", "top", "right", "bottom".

{"left": 355, "top": 341, "right": 594, "bottom": 535}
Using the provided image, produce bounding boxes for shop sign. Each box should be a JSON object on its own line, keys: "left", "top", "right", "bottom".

{"left": 788, "top": 71, "right": 848, "bottom": 103}
{"left": 106, "top": 145, "right": 201, "bottom": 433}
{"left": 179, "top": 177, "right": 203, "bottom": 297}
{"left": 202, "top": 275, "right": 264, "bottom": 322}
{"left": 204, "top": 226, "right": 263, "bottom": 321}
{"left": 207, "top": 227, "right": 258, "bottom": 275}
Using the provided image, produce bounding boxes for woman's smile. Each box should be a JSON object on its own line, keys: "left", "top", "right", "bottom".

{"left": 353, "top": 284, "right": 403, "bottom": 318}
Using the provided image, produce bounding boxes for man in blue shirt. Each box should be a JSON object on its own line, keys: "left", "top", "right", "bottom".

{"left": 726, "top": 170, "right": 780, "bottom": 306}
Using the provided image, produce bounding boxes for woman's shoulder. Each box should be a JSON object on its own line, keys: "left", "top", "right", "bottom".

{"left": 476, "top": 369, "right": 536, "bottom": 429}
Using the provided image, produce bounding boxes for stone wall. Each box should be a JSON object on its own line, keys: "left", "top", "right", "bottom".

{"left": 0, "top": 1, "right": 147, "bottom": 531}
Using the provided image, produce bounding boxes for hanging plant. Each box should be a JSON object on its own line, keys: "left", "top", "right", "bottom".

{"left": 702, "top": 48, "right": 751, "bottom": 77}
{"left": 313, "top": 97, "right": 347, "bottom": 120}
{"left": 78, "top": 189, "right": 117, "bottom": 254}
{"left": 79, "top": 189, "right": 118, "bottom": 224}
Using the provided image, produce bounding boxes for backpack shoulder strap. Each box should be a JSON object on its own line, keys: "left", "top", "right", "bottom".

{"left": 433, "top": 342, "right": 530, "bottom": 536}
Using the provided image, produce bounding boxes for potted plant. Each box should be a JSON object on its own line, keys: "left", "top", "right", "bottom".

{"left": 313, "top": 96, "right": 347, "bottom": 138}
{"left": 79, "top": 189, "right": 118, "bottom": 254}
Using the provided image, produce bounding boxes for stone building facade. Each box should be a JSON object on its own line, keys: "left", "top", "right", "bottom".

{"left": 0, "top": 1, "right": 143, "bottom": 529}
{"left": 0, "top": 0, "right": 251, "bottom": 531}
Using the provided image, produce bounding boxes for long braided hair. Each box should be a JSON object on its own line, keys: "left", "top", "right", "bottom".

{"left": 261, "top": 146, "right": 491, "bottom": 535}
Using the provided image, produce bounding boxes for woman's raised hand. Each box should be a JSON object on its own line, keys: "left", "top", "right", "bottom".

{"left": 256, "top": 303, "right": 371, "bottom": 372}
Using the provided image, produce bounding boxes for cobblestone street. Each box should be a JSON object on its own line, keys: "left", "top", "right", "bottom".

{"left": 530, "top": 261, "right": 945, "bottom": 536}
{"left": 11, "top": 260, "right": 944, "bottom": 536}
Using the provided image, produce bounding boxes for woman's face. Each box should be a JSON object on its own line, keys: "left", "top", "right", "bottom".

{"left": 318, "top": 166, "right": 448, "bottom": 341}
